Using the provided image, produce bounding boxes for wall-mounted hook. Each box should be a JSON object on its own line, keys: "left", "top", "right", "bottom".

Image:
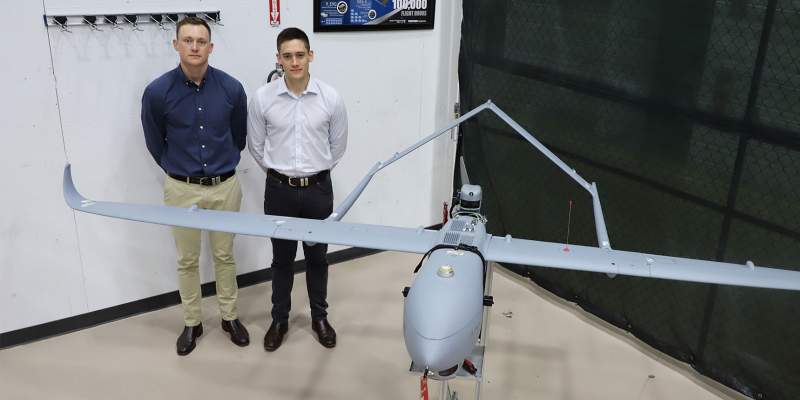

{"left": 53, "top": 16, "right": 72, "bottom": 32}
{"left": 44, "top": 10, "right": 220, "bottom": 32}
{"left": 165, "top": 14, "right": 179, "bottom": 25}
{"left": 202, "top": 12, "right": 223, "bottom": 26}
{"left": 123, "top": 14, "right": 143, "bottom": 31}
{"left": 150, "top": 14, "right": 169, "bottom": 30}
{"left": 104, "top": 15, "right": 123, "bottom": 30}
{"left": 83, "top": 15, "right": 103, "bottom": 31}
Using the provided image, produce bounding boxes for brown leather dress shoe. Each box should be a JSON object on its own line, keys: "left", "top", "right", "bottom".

{"left": 263, "top": 321, "right": 288, "bottom": 352}
{"left": 311, "top": 319, "right": 336, "bottom": 348}
{"left": 222, "top": 319, "right": 250, "bottom": 347}
{"left": 176, "top": 323, "right": 203, "bottom": 356}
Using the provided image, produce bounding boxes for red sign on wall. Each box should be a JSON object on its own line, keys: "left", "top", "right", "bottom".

{"left": 269, "top": 0, "right": 281, "bottom": 26}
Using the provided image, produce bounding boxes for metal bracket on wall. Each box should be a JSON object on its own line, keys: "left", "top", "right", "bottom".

{"left": 43, "top": 11, "right": 222, "bottom": 32}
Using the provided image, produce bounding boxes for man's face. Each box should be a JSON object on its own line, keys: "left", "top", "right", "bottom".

{"left": 173, "top": 24, "right": 213, "bottom": 68}
{"left": 277, "top": 39, "right": 314, "bottom": 81}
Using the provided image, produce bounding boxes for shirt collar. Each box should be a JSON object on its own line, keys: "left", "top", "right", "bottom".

{"left": 175, "top": 64, "right": 213, "bottom": 87}
{"left": 278, "top": 76, "right": 319, "bottom": 96}
{"left": 306, "top": 77, "right": 320, "bottom": 94}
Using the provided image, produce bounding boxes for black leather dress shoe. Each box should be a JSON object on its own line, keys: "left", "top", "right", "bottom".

{"left": 221, "top": 319, "right": 250, "bottom": 347}
{"left": 176, "top": 323, "right": 203, "bottom": 356}
{"left": 263, "top": 321, "right": 288, "bottom": 352}
{"left": 311, "top": 319, "right": 336, "bottom": 348}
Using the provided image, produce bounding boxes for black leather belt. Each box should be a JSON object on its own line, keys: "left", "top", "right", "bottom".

{"left": 168, "top": 170, "right": 235, "bottom": 186}
{"left": 268, "top": 169, "right": 328, "bottom": 188}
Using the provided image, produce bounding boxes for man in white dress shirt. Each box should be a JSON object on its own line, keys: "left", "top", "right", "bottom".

{"left": 247, "top": 27, "right": 348, "bottom": 351}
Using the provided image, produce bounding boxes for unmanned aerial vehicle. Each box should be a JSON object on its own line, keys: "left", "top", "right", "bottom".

{"left": 63, "top": 100, "right": 800, "bottom": 382}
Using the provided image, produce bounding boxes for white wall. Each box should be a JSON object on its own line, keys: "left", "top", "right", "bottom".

{"left": 0, "top": 0, "right": 462, "bottom": 333}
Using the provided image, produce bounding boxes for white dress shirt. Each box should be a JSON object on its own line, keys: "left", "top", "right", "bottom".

{"left": 247, "top": 77, "right": 348, "bottom": 177}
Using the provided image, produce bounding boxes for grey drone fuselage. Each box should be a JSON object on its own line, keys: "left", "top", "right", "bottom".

{"left": 403, "top": 185, "right": 487, "bottom": 374}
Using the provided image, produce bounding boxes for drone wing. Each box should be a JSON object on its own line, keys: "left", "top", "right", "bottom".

{"left": 64, "top": 165, "right": 438, "bottom": 254}
{"left": 483, "top": 235, "right": 800, "bottom": 291}
{"left": 66, "top": 165, "right": 800, "bottom": 291}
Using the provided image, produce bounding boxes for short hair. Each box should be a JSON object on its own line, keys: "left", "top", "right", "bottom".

{"left": 176, "top": 17, "right": 211, "bottom": 39}
{"left": 277, "top": 27, "right": 310, "bottom": 52}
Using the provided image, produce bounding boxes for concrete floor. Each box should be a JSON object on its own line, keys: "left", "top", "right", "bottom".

{"left": 0, "top": 251, "right": 746, "bottom": 400}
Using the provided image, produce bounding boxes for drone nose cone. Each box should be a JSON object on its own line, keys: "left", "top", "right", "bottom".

{"left": 404, "top": 331, "right": 465, "bottom": 372}
{"left": 403, "top": 312, "right": 483, "bottom": 372}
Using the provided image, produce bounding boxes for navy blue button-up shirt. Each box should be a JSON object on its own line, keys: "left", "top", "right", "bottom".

{"left": 141, "top": 65, "right": 247, "bottom": 177}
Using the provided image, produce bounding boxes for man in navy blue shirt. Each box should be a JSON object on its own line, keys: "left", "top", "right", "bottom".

{"left": 141, "top": 16, "right": 249, "bottom": 356}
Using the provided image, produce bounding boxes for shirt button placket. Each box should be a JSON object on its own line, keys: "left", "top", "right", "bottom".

{"left": 197, "top": 90, "right": 206, "bottom": 173}
{"left": 295, "top": 100, "right": 301, "bottom": 172}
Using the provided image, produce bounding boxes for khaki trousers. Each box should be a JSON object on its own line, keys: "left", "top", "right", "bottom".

{"left": 164, "top": 175, "right": 242, "bottom": 326}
